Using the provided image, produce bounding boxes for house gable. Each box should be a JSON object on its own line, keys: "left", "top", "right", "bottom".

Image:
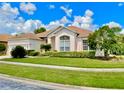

{"left": 47, "top": 26, "right": 78, "bottom": 37}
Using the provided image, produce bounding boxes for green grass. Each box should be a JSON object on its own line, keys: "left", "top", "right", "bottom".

{"left": 2, "top": 57, "right": 124, "bottom": 68}
{"left": 0, "top": 63, "right": 124, "bottom": 89}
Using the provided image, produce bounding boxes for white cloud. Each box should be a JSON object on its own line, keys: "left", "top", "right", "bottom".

{"left": 118, "top": 3, "right": 124, "bottom": 7}
{"left": 2, "top": 3, "right": 123, "bottom": 35}
{"left": 60, "top": 6, "right": 72, "bottom": 17}
{"left": 0, "top": 3, "right": 19, "bottom": 20}
{"left": 60, "top": 16, "right": 71, "bottom": 24}
{"left": 0, "top": 3, "right": 96, "bottom": 34}
{"left": 120, "top": 29, "right": 124, "bottom": 34}
{"left": 104, "top": 21, "right": 122, "bottom": 28}
{"left": 46, "top": 21, "right": 62, "bottom": 29}
{"left": 73, "top": 16, "right": 82, "bottom": 24}
{"left": 102, "top": 21, "right": 124, "bottom": 34}
{"left": 85, "top": 9, "right": 94, "bottom": 17}
{"left": 0, "top": 3, "right": 42, "bottom": 35}
{"left": 3, "top": 19, "right": 42, "bottom": 34}
{"left": 71, "top": 9, "right": 96, "bottom": 30}
{"left": 46, "top": 16, "right": 71, "bottom": 30}
{"left": 71, "top": 21, "right": 80, "bottom": 28}
{"left": 20, "top": 2, "right": 37, "bottom": 15}
{"left": 0, "top": 3, "right": 72, "bottom": 34}
{"left": 49, "top": 5, "right": 55, "bottom": 9}
{"left": 21, "top": 20, "right": 42, "bottom": 33}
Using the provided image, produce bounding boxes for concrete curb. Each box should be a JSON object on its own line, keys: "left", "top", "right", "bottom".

{"left": 0, "top": 74, "right": 105, "bottom": 90}
{"left": 1, "top": 61, "right": 124, "bottom": 72}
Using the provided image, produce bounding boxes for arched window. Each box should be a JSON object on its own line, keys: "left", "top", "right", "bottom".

{"left": 60, "top": 35, "right": 70, "bottom": 51}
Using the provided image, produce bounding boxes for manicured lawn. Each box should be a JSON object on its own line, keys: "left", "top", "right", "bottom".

{"left": 0, "top": 63, "right": 124, "bottom": 89}
{"left": 2, "top": 57, "right": 124, "bottom": 68}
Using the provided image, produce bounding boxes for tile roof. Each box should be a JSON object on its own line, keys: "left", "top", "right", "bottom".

{"left": 0, "top": 34, "right": 11, "bottom": 42}
{"left": 67, "top": 26, "right": 92, "bottom": 37}
{"left": 9, "top": 33, "right": 41, "bottom": 40}
{"left": 36, "top": 26, "right": 63, "bottom": 38}
{"left": 37, "top": 26, "right": 92, "bottom": 38}
{"left": 36, "top": 31, "right": 51, "bottom": 38}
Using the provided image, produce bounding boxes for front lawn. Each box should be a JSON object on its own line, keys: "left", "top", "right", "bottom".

{"left": 0, "top": 63, "right": 124, "bottom": 89}
{"left": 2, "top": 57, "right": 124, "bottom": 68}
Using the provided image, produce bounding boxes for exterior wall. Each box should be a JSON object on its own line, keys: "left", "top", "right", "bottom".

{"left": 40, "top": 39, "right": 47, "bottom": 45}
{"left": 76, "top": 37, "right": 89, "bottom": 51}
{"left": 51, "top": 36, "right": 55, "bottom": 50}
{"left": 7, "top": 39, "right": 41, "bottom": 55}
{"left": 76, "top": 38, "right": 83, "bottom": 51}
{"left": 47, "top": 28, "right": 77, "bottom": 51}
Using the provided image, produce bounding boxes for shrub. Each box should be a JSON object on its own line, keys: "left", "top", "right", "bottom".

{"left": 42, "top": 51, "right": 95, "bottom": 58}
{"left": 28, "top": 51, "right": 40, "bottom": 56}
{"left": 40, "top": 44, "right": 51, "bottom": 52}
{"left": 0, "top": 44, "right": 6, "bottom": 52}
{"left": 11, "top": 46, "right": 27, "bottom": 58}
{"left": 27, "top": 50, "right": 35, "bottom": 55}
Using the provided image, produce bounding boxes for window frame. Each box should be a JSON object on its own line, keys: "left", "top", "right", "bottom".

{"left": 60, "top": 35, "right": 70, "bottom": 51}
{"left": 82, "top": 39, "right": 89, "bottom": 50}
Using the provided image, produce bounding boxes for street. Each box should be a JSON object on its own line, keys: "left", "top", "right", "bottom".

{"left": 0, "top": 77, "right": 51, "bottom": 90}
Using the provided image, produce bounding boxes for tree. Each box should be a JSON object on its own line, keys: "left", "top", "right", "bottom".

{"left": 11, "top": 46, "right": 27, "bottom": 58}
{"left": 88, "top": 32, "right": 97, "bottom": 50}
{"left": 110, "top": 34, "right": 124, "bottom": 55}
{"left": 34, "top": 27, "right": 46, "bottom": 34}
{"left": 88, "top": 25, "right": 121, "bottom": 58}
{"left": 0, "top": 44, "right": 6, "bottom": 52}
{"left": 110, "top": 43, "right": 124, "bottom": 55}
{"left": 40, "top": 44, "right": 51, "bottom": 52}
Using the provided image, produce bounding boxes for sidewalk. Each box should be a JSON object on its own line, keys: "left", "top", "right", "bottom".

{"left": 0, "top": 56, "right": 11, "bottom": 59}
{"left": 1, "top": 61, "right": 124, "bottom": 72}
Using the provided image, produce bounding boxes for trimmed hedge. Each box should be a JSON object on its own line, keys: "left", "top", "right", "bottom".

{"left": 42, "top": 51, "right": 95, "bottom": 58}
{"left": 28, "top": 51, "right": 40, "bottom": 56}
{"left": 27, "top": 50, "right": 35, "bottom": 55}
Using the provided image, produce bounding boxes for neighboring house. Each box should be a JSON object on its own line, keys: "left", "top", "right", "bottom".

{"left": 7, "top": 33, "right": 42, "bottom": 55}
{"left": 37, "top": 26, "right": 92, "bottom": 51}
{"left": 7, "top": 26, "right": 92, "bottom": 54}
{"left": 0, "top": 34, "right": 11, "bottom": 46}
{"left": 0, "top": 34, "right": 11, "bottom": 53}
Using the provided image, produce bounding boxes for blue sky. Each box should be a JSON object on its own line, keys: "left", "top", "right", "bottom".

{"left": 0, "top": 2, "right": 124, "bottom": 34}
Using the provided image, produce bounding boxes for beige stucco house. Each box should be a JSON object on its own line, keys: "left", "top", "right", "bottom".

{"left": 37, "top": 26, "right": 91, "bottom": 51}
{"left": 7, "top": 26, "right": 92, "bottom": 54}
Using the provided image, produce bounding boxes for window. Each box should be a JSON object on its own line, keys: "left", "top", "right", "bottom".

{"left": 83, "top": 40, "right": 88, "bottom": 50}
{"left": 60, "top": 36, "right": 70, "bottom": 51}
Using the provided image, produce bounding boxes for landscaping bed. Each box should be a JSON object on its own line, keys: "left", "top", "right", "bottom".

{"left": 2, "top": 57, "right": 124, "bottom": 68}
{"left": 0, "top": 63, "right": 124, "bottom": 89}
{"left": 41, "top": 51, "right": 95, "bottom": 58}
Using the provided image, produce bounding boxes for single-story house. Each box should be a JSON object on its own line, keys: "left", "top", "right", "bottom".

{"left": 7, "top": 26, "right": 92, "bottom": 54}
{"left": 0, "top": 34, "right": 11, "bottom": 46}
{"left": 36, "top": 26, "right": 92, "bottom": 51}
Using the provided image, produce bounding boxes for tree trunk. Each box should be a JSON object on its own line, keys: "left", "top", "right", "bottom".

{"left": 104, "top": 50, "right": 109, "bottom": 59}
